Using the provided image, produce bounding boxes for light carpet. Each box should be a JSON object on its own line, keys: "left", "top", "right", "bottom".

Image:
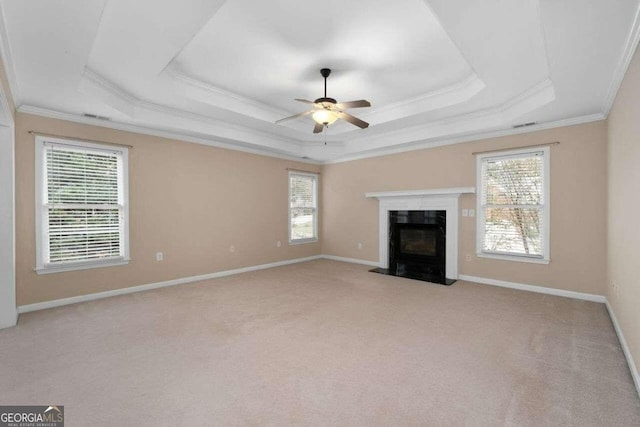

{"left": 1, "top": 260, "right": 639, "bottom": 426}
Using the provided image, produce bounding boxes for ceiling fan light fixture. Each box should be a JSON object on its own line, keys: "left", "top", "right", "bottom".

{"left": 312, "top": 109, "right": 339, "bottom": 125}
{"left": 276, "top": 68, "right": 370, "bottom": 132}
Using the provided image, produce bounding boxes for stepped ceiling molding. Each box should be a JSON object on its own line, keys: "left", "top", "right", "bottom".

{"left": 2, "top": 0, "right": 639, "bottom": 163}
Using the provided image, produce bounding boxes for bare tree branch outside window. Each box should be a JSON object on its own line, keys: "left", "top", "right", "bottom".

{"left": 482, "top": 154, "right": 543, "bottom": 256}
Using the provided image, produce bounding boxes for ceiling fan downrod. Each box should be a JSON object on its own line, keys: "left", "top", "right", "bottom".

{"left": 321, "top": 68, "right": 331, "bottom": 98}
{"left": 315, "top": 69, "right": 336, "bottom": 105}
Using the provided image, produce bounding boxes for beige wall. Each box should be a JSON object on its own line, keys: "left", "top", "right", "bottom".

{"left": 607, "top": 43, "right": 640, "bottom": 380}
{"left": 15, "top": 113, "right": 610, "bottom": 305}
{"left": 15, "top": 113, "right": 321, "bottom": 305}
{"left": 321, "top": 121, "right": 608, "bottom": 295}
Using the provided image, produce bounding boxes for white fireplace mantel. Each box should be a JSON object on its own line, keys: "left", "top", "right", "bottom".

{"left": 366, "top": 187, "right": 476, "bottom": 280}
{"left": 365, "top": 187, "right": 476, "bottom": 199}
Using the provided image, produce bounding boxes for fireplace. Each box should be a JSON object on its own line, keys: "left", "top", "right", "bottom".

{"left": 371, "top": 210, "right": 454, "bottom": 285}
{"left": 365, "top": 187, "right": 475, "bottom": 284}
{"left": 396, "top": 226, "right": 439, "bottom": 257}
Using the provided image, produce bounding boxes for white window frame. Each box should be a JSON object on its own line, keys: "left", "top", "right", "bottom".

{"left": 476, "top": 146, "right": 550, "bottom": 264}
{"left": 288, "top": 171, "right": 318, "bottom": 245}
{"left": 35, "top": 136, "right": 130, "bottom": 274}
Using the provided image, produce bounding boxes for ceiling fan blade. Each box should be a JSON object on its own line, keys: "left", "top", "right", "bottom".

{"left": 336, "top": 99, "right": 371, "bottom": 109}
{"left": 295, "top": 99, "right": 317, "bottom": 105}
{"left": 275, "top": 110, "right": 313, "bottom": 124}
{"left": 313, "top": 122, "right": 324, "bottom": 133}
{"left": 338, "top": 112, "right": 369, "bottom": 129}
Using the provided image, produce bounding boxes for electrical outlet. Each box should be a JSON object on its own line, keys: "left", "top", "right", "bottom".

{"left": 357, "top": 242, "right": 363, "bottom": 250}
{"left": 156, "top": 252, "right": 163, "bottom": 262}
{"left": 276, "top": 240, "right": 281, "bottom": 248}
{"left": 229, "top": 245, "right": 235, "bottom": 253}
{"left": 469, "top": 209, "right": 475, "bottom": 217}
{"left": 462, "top": 209, "right": 469, "bottom": 217}
{"left": 465, "top": 254, "right": 472, "bottom": 261}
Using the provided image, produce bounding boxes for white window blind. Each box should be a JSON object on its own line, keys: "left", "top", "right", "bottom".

{"left": 289, "top": 172, "right": 318, "bottom": 243}
{"left": 36, "top": 137, "right": 129, "bottom": 272}
{"left": 477, "top": 148, "right": 549, "bottom": 260}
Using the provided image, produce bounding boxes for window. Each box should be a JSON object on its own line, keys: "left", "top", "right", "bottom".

{"left": 289, "top": 171, "right": 318, "bottom": 244}
{"left": 35, "top": 136, "right": 129, "bottom": 273}
{"left": 476, "top": 146, "right": 549, "bottom": 263}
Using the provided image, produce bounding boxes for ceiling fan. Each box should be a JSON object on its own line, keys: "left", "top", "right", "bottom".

{"left": 276, "top": 68, "right": 371, "bottom": 133}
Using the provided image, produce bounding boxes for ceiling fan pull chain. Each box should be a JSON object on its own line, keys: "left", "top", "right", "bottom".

{"left": 324, "top": 122, "right": 329, "bottom": 145}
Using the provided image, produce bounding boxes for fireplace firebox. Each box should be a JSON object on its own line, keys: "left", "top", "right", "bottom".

{"left": 371, "top": 210, "right": 454, "bottom": 285}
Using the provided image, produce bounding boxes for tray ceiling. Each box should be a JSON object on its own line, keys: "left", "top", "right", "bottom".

{"left": 2, "top": 0, "right": 639, "bottom": 162}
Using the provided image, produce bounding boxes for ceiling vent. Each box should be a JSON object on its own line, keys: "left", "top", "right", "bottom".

{"left": 513, "top": 121, "right": 537, "bottom": 129}
{"left": 83, "top": 113, "right": 111, "bottom": 121}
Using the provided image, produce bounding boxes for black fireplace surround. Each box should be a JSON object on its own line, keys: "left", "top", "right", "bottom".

{"left": 371, "top": 210, "right": 455, "bottom": 285}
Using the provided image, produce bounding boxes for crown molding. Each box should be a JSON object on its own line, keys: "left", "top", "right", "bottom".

{"left": 18, "top": 106, "right": 605, "bottom": 166}
{"left": 133, "top": 99, "right": 305, "bottom": 153}
{"left": 0, "top": 5, "right": 13, "bottom": 127}
{"left": 78, "top": 68, "right": 304, "bottom": 153}
{"left": 166, "top": 66, "right": 291, "bottom": 122}
{"left": 367, "top": 74, "right": 484, "bottom": 114}
{"left": 337, "top": 78, "right": 556, "bottom": 156}
{"left": 79, "top": 68, "right": 138, "bottom": 117}
{"left": 0, "top": 1, "right": 19, "bottom": 108}
{"left": 298, "top": 77, "right": 555, "bottom": 148}
{"left": 1, "top": 0, "right": 637, "bottom": 165}
{"left": 17, "top": 105, "right": 320, "bottom": 164}
{"left": 358, "top": 73, "right": 486, "bottom": 126}
{"left": 71, "top": 68, "right": 570, "bottom": 164}
{"left": 0, "top": 89, "right": 12, "bottom": 127}
{"left": 323, "top": 112, "right": 605, "bottom": 164}
{"left": 170, "top": 66, "right": 487, "bottom": 135}
{"left": 300, "top": 73, "right": 486, "bottom": 135}
{"left": 602, "top": 1, "right": 640, "bottom": 116}
{"left": 498, "top": 78, "right": 555, "bottom": 120}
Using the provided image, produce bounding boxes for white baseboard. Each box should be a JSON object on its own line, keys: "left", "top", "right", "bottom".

{"left": 458, "top": 274, "right": 638, "bottom": 398}
{"left": 605, "top": 300, "right": 640, "bottom": 398}
{"left": 16, "top": 255, "right": 379, "bottom": 314}
{"left": 17, "top": 255, "right": 323, "bottom": 314}
{"left": 15, "top": 257, "right": 605, "bottom": 314}
{"left": 458, "top": 274, "right": 606, "bottom": 303}
{"left": 321, "top": 255, "right": 380, "bottom": 267}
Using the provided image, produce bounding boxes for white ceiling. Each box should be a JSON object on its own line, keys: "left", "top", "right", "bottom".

{"left": 2, "top": 0, "right": 639, "bottom": 162}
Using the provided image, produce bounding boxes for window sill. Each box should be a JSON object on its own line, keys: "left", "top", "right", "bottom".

{"left": 289, "top": 238, "right": 318, "bottom": 245}
{"left": 476, "top": 252, "right": 550, "bottom": 265}
{"left": 35, "top": 258, "right": 130, "bottom": 275}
